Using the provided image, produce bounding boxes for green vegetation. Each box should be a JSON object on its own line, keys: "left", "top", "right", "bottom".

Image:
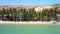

{"left": 0, "top": 7, "right": 60, "bottom": 21}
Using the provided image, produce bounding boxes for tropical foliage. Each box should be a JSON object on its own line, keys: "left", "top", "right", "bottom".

{"left": 0, "top": 7, "right": 60, "bottom": 21}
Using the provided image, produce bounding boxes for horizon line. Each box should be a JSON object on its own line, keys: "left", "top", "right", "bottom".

{"left": 0, "top": 3, "right": 60, "bottom": 6}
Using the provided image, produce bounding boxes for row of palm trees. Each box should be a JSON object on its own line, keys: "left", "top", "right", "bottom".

{"left": 0, "top": 7, "right": 60, "bottom": 21}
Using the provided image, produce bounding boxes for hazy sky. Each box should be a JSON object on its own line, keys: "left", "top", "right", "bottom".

{"left": 0, "top": 0, "right": 60, "bottom": 6}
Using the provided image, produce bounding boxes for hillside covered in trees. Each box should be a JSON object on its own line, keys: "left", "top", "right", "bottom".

{"left": 0, "top": 4, "right": 60, "bottom": 21}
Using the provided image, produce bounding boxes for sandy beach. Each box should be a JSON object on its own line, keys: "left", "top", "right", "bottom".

{"left": 0, "top": 20, "right": 60, "bottom": 25}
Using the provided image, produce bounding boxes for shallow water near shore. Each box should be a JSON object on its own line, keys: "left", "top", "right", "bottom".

{"left": 0, "top": 24, "right": 60, "bottom": 34}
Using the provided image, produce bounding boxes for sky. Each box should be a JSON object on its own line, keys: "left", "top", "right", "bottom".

{"left": 0, "top": 0, "right": 60, "bottom": 6}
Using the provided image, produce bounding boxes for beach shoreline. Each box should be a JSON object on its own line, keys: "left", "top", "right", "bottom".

{"left": 0, "top": 20, "right": 60, "bottom": 25}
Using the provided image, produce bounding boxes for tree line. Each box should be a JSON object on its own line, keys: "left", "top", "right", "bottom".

{"left": 0, "top": 7, "right": 60, "bottom": 21}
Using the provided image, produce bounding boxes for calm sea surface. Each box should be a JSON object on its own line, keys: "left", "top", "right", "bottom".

{"left": 0, "top": 24, "right": 60, "bottom": 34}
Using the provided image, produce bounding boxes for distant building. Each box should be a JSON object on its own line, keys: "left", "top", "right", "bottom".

{"left": 18, "top": 14, "right": 24, "bottom": 21}
{"left": 1, "top": 14, "right": 8, "bottom": 20}
{"left": 56, "top": 14, "right": 60, "bottom": 21}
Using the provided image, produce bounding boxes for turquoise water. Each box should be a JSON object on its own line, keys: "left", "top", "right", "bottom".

{"left": 0, "top": 25, "right": 60, "bottom": 34}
